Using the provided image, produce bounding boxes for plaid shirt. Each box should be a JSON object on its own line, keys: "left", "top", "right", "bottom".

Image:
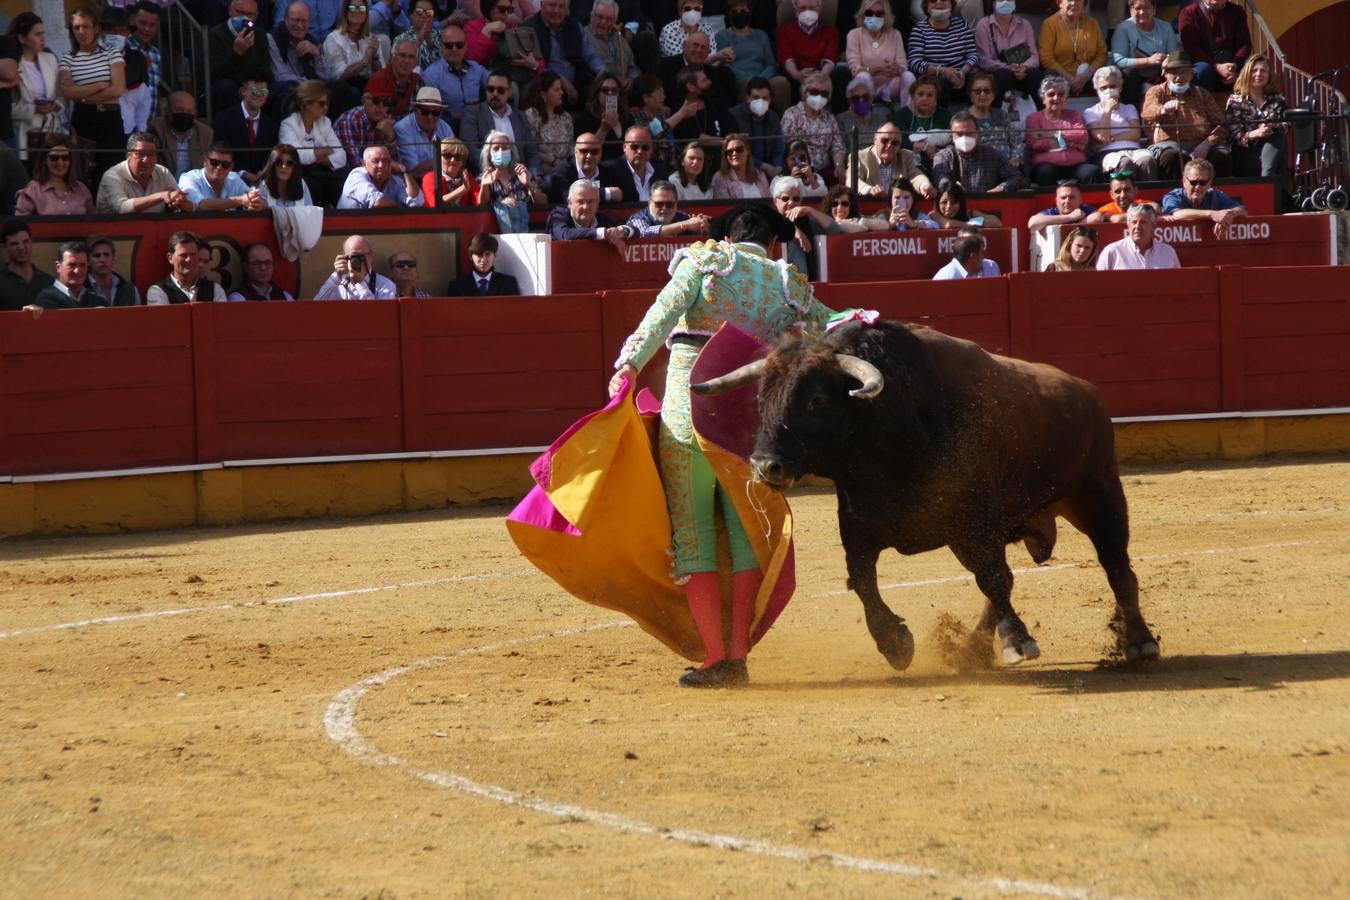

{"left": 128, "top": 36, "right": 161, "bottom": 93}
{"left": 334, "top": 107, "right": 401, "bottom": 165}
{"left": 931, "top": 142, "right": 1026, "bottom": 193}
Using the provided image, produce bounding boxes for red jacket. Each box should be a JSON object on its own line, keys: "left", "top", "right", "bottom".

{"left": 775, "top": 22, "right": 840, "bottom": 72}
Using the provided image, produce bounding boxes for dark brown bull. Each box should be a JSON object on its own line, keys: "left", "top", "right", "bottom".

{"left": 692, "top": 320, "right": 1160, "bottom": 669}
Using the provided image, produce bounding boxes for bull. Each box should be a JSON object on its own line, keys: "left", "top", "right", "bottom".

{"left": 692, "top": 320, "right": 1160, "bottom": 669}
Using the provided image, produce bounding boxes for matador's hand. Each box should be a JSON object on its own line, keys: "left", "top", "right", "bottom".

{"left": 609, "top": 363, "right": 637, "bottom": 398}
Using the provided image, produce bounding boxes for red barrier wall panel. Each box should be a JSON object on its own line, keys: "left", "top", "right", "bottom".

{"left": 1239, "top": 266, "right": 1350, "bottom": 409}
{"left": 549, "top": 238, "right": 698, "bottom": 293}
{"left": 0, "top": 306, "right": 196, "bottom": 476}
{"left": 401, "top": 294, "right": 605, "bottom": 450}
{"left": 814, "top": 278, "right": 1012, "bottom": 354}
{"left": 192, "top": 301, "right": 403, "bottom": 460}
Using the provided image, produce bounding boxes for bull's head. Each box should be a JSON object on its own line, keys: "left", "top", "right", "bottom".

{"left": 692, "top": 343, "right": 883, "bottom": 491}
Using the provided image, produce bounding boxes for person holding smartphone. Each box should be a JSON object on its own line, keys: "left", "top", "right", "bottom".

{"left": 314, "top": 234, "right": 399, "bottom": 299}
{"left": 208, "top": 0, "right": 274, "bottom": 116}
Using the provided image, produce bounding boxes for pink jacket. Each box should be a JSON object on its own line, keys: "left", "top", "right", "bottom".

{"left": 974, "top": 14, "right": 1040, "bottom": 72}
{"left": 1025, "top": 109, "right": 1089, "bottom": 167}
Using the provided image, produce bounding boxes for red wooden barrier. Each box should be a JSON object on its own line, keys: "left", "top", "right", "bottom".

{"left": 192, "top": 301, "right": 404, "bottom": 460}
{"left": 1010, "top": 268, "right": 1223, "bottom": 416}
{"left": 1237, "top": 266, "right": 1350, "bottom": 411}
{"left": 0, "top": 305, "right": 195, "bottom": 476}
{"left": 816, "top": 228, "right": 1019, "bottom": 282}
{"left": 813, "top": 278, "right": 1011, "bottom": 354}
{"left": 548, "top": 236, "right": 699, "bottom": 293}
{"left": 1086, "top": 214, "right": 1336, "bottom": 268}
{"left": 400, "top": 294, "right": 606, "bottom": 450}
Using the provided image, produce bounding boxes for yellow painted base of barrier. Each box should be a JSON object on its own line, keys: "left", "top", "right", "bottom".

{"left": 1, "top": 415, "right": 1348, "bottom": 538}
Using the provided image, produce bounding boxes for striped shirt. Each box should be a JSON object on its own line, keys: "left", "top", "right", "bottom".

{"left": 59, "top": 46, "right": 121, "bottom": 87}
{"left": 906, "top": 17, "right": 979, "bottom": 75}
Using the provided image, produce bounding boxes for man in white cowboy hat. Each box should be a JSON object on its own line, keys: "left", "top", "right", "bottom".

{"left": 394, "top": 85, "right": 456, "bottom": 179}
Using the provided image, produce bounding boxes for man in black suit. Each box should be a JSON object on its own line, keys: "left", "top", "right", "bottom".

{"left": 599, "top": 125, "right": 673, "bottom": 203}
{"left": 656, "top": 30, "right": 735, "bottom": 111}
{"left": 457, "top": 70, "right": 541, "bottom": 175}
{"left": 212, "top": 78, "right": 280, "bottom": 183}
{"left": 547, "top": 131, "right": 624, "bottom": 204}
{"left": 446, "top": 232, "right": 522, "bottom": 296}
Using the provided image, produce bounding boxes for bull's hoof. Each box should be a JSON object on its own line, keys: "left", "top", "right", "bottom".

{"left": 1000, "top": 636, "right": 1041, "bottom": 666}
{"left": 678, "top": 659, "right": 749, "bottom": 688}
{"left": 876, "top": 624, "right": 915, "bottom": 671}
{"left": 1125, "top": 639, "right": 1161, "bottom": 663}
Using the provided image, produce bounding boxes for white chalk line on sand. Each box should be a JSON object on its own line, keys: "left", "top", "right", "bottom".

{"left": 322, "top": 623, "right": 1106, "bottom": 900}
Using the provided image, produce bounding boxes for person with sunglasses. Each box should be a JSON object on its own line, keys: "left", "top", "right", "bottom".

{"left": 396, "top": 0, "right": 442, "bottom": 70}
{"left": 624, "top": 180, "right": 710, "bottom": 237}
{"left": 422, "top": 136, "right": 478, "bottom": 206}
{"left": 16, "top": 137, "right": 95, "bottom": 215}
{"left": 335, "top": 83, "right": 400, "bottom": 164}
{"left": 387, "top": 251, "right": 431, "bottom": 298}
{"left": 213, "top": 79, "right": 281, "bottom": 184}
{"left": 320, "top": 0, "right": 391, "bottom": 96}
{"left": 1160, "top": 157, "right": 1246, "bottom": 238}
{"left": 228, "top": 243, "right": 295, "bottom": 301}
{"left": 395, "top": 86, "right": 453, "bottom": 177}
{"left": 459, "top": 69, "right": 541, "bottom": 175}
{"left": 179, "top": 142, "right": 269, "bottom": 211}
{"left": 278, "top": 79, "right": 347, "bottom": 204}
{"left": 207, "top": 0, "right": 275, "bottom": 117}
{"left": 258, "top": 143, "right": 315, "bottom": 206}
{"left": 600, "top": 125, "right": 670, "bottom": 202}
{"left": 464, "top": 0, "right": 517, "bottom": 70}
{"left": 421, "top": 23, "right": 489, "bottom": 125}
{"left": 849, "top": 121, "right": 934, "bottom": 200}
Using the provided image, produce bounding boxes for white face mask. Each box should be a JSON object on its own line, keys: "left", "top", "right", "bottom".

{"left": 863, "top": 15, "right": 884, "bottom": 31}
{"left": 953, "top": 135, "right": 977, "bottom": 153}
{"left": 1169, "top": 79, "right": 1191, "bottom": 94}
{"left": 680, "top": 9, "right": 701, "bottom": 27}
{"left": 929, "top": 8, "right": 951, "bottom": 21}
{"left": 749, "top": 98, "right": 770, "bottom": 117}
{"left": 797, "top": 9, "right": 819, "bottom": 28}
{"left": 805, "top": 93, "right": 828, "bottom": 111}
{"left": 994, "top": 0, "right": 1016, "bottom": 15}
{"left": 1097, "top": 87, "right": 1120, "bottom": 100}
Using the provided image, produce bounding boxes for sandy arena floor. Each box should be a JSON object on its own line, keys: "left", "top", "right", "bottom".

{"left": 1, "top": 457, "right": 1348, "bottom": 899}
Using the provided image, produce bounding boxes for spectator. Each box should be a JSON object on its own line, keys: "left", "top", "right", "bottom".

{"left": 875, "top": 177, "right": 940, "bottom": 230}
{"left": 780, "top": 72, "right": 845, "bottom": 180}
{"left": 547, "top": 178, "right": 635, "bottom": 243}
{"left": 13, "top": 13, "right": 65, "bottom": 160}
{"left": 932, "top": 109, "right": 1025, "bottom": 193}
{"left": 280, "top": 80, "right": 348, "bottom": 207}
{"left": 1161, "top": 157, "right": 1247, "bottom": 237}
{"left": 1084, "top": 65, "right": 1157, "bottom": 180}
{"left": 1176, "top": 0, "right": 1250, "bottom": 92}
{"left": 127, "top": 3, "right": 162, "bottom": 114}
{"left": 625, "top": 179, "right": 711, "bottom": 237}
{"left": 711, "top": 133, "right": 770, "bottom": 199}
{"left": 777, "top": 0, "right": 844, "bottom": 105}
{"left": 573, "top": 72, "right": 631, "bottom": 163}
{"left": 1049, "top": 224, "right": 1099, "bottom": 271}
{"left": 1141, "top": 50, "right": 1229, "bottom": 181}
{"left": 335, "top": 85, "right": 399, "bottom": 165}
{"left": 388, "top": 250, "right": 430, "bottom": 297}
{"left": 729, "top": 76, "right": 785, "bottom": 179}
{"left": 180, "top": 142, "right": 269, "bottom": 211}
{"left": 973, "top": 0, "right": 1042, "bottom": 106}
{"left": 395, "top": 86, "right": 453, "bottom": 177}
{"left": 835, "top": 73, "right": 890, "bottom": 147}
{"left": 367, "top": 36, "right": 422, "bottom": 116}
{"left": 894, "top": 74, "right": 951, "bottom": 161}
{"left": 602, "top": 125, "right": 671, "bottom": 201}
{"left": 847, "top": 0, "right": 914, "bottom": 107}
{"left": 659, "top": 0, "right": 720, "bottom": 59}
{"left": 1096, "top": 201, "right": 1179, "bottom": 269}
{"left": 671, "top": 140, "right": 712, "bottom": 201}
{"left": 930, "top": 179, "right": 1000, "bottom": 228}
{"left": 315, "top": 234, "right": 399, "bottom": 299}
{"left": 85, "top": 236, "right": 140, "bottom": 306}
{"left": 422, "top": 136, "right": 479, "bottom": 206}
{"left": 102, "top": 8, "right": 150, "bottom": 136}
{"left": 146, "top": 231, "right": 227, "bottom": 304}
{"left": 586, "top": 0, "right": 638, "bottom": 86}
{"left": 933, "top": 230, "right": 996, "bottom": 279}
{"left": 257, "top": 142, "right": 316, "bottom": 206}
{"left": 445, "top": 231, "right": 522, "bottom": 296}
{"left": 716, "top": 0, "right": 789, "bottom": 111}
{"left": 271, "top": 0, "right": 342, "bottom": 43}
{"left": 526, "top": 0, "right": 605, "bottom": 106}
{"left": 1038, "top": 0, "right": 1106, "bottom": 96}
{"left": 59, "top": 8, "right": 126, "bottom": 188}
{"left": 459, "top": 69, "right": 541, "bottom": 174}
{"left": 850, "top": 121, "right": 934, "bottom": 199}
{"left": 822, "top": 183, "right": 854, "bottom": 223}
{"left": 1027, "top": 178, "right": 1097, "bottom": 231}
{"left": 97, "top": 132, "right": 195, "bottom": 214}
{"left": 397, "top": 0, "right": 442, "bottom": 71}
{"left": 907, "top": 0, "right": 978, "bottom": 104}
{"left": 1226, "top": 55, "right": 1286, "bottom": 180}
{"left": 30, "top": 241, "right": 105, "bottom": 310}
{"left": 1110, "top": 0, "right": 1178, "bottom": 107}
{"left": 320, "top": 0, "right": 391, "bottom": 95}
{"left": 965, "top": 71, "right": 1022, "bottom": 170}
{"left": 228, "top": 243, "right": 295, "bottom": 300}
{"left": 16, "top": 137, "right": 95, "bottom": 215}
{"left": 0, "top": 220, "right": 56, "bottom": 310}
{"left": 463, "top": 0, "right": 515, "bottom": 72}
{"left": 669, "top": 64, "right": 735, "bottom": 169}
{"left": 770, "top": 174, "right": 815, "bottom": 276}
{"left": 422, "top": 24, "right": 488, "bottom": 127}
{"left": 268, "top": 3, "right": 326, "bottom": 106}
{"left": 658, "top": 31, "right": 735, "bottom": 112}
{"left": 339, "top": 143, "right": 424, "bottom": 207}
{"left": 524, "top": 72, "right": 575, "bottom": 178}
{"left": 369, "top": 0, "right": 411, "bottom": 42}
{"left": 1025, "top": 74, "right": 1095, "bottom": 185}
{"left": 213, "top": 79, "right": 281, "bottom": 183}
{"left": 547, "top": 131, "right": 613, "bottom": 203}
{"left": 151, "top": 91, "right": 214, "bottom": 178}
{"left": 477, "top": 129, "right": 544, "bottom": 231}
{"left": 630, "top": 74, "right": 693, "bottom": 169}
{"left": 208, "top": 0, "right": 273, "bottom": 115}
{"left": 785, "top": 138, "right": 827, "bottom": 198}
{"left": 1087, "top": 168, "right": 1139, "bottom": 223}
{"left": 197, "top": 244, "right": 214, "bottom": 284}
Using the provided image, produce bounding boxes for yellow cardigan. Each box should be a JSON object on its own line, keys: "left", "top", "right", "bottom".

{"left": 1038, "top": 13, "right": 1107, "bottom": 78}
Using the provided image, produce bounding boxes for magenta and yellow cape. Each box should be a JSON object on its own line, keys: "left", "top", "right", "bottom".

{"left": 506, "top": 324, "right": 797, "bottom": 662}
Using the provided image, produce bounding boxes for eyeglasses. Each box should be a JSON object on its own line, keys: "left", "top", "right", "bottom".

{"left": 805, "top": 89, "right": 829, "bottom": 97}
{"left": 276, "top": 157, "right": 297, "bottom": 167}
{"left": 969, "top": 87, "right": 993, "bottom": 94}
{"left": 830, "top": 200, "right": 850, "bottom": 207}
{"left": 47, "top": 153, "right": 72, "bottom": 162}
{"left": 651, "top": 200, "right": 675, "bottom": 209}
{"left": 206, "top": 157, "right": 234, "bottom": 169}
{"left": 346, "top": 4, "right": 367, "bottom": 11}
{"left": 626, "top": 142, "right": 652, "bottom": 150}
{"left": 442, "top": 152, "right": 467, "bottom": 160}
{"left": 442, "top": 41, "right": 465, "bottom": 49}
{"left": 876, "top": 137, "right": 899, "bottom": 146}
{"left": 485, "top": 85, "right": 510, "bottom": 94}
{"left": 724, "top": 145, "right": 745, "bottom": 155}
{"left": 599, "top": 85, "right": 619, "bottom": 95}
{"left": 391, "top": 260, "right": 418, "bottom": 268}
{"left": 248, "top": 86, "right": 270, "bottom": 96}
{"left": 366, "top": 95, "right": 393, "bottom": 106}
{"left": 577, "top": 146, "right": 599, "bottom": 155}
{"left": 1187, "top": 178, "right": 1210, "bottom": 187}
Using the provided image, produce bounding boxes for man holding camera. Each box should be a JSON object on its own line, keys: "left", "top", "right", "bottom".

{"left": 314, "top": 235, "right": 399, "bottom": 299}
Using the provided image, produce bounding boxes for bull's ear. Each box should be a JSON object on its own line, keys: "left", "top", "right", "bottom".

{"left": 690, "top": 358, "right": 766, "bottom": 395}
{"left": 836, "top": 354, "right": 884, "bottom": 399}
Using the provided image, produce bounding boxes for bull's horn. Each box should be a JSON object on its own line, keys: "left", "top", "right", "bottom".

{"left": 690, "top": 358, "right": 766, "bottom": 395}
{"left": 836, "top": 354, "right": 884, "bottom": 399}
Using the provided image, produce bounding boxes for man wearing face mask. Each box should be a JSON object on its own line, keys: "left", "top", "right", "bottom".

{"left": 729, "top": 77, "right": 785, "bottom": 179}
{"left": 1176, "top": 0, "right": 1250, "bottom": 92}
{"left": 150, "top": 92, "right": 215, "bottom": 177}
{"left": 931, "top": 111, "right": 1025, "bottom": 193}
{"left": 777, "top": 0, "right": 844, "bottom": 105}
{"left": 1141, "top": 50, "right": 1229, "bottom": 181}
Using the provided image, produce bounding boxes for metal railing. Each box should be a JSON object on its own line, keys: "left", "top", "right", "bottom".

{"left": 162, "top": 2, "right": 214, "bottom": 120}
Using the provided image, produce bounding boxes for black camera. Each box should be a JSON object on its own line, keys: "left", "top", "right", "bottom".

{"left": 344, "top": 253, "right": 366, "bottom": 270}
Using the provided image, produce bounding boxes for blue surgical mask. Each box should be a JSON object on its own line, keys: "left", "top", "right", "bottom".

{"left": 994, "top": 0, "right": 1016, "bottom": 16}
{"left": 1170, "top": 80, "right": 1191, "bottom": 94}
{"left": 863, "top": 15, "right": 884, "bottom": 31}
{"left": 229, "top": 16, "right": 254, "bottom": 33}
{"left": 490, "top": 149, "right": 512, "bottom": 167}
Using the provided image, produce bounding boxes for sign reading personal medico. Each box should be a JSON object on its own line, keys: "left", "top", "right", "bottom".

{"left": 815, "top": 228, "right": 1019, "bottom": 282}
{"left": 549, "top": 236, "right": 701, "bottom": 293}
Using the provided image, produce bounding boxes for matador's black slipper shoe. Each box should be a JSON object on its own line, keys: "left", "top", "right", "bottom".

{"left": 678, "top": 659, "right": 749, "bottom": 688}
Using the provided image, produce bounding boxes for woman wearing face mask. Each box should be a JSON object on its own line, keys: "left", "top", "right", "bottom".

{"left": 715, "top": 0, "right": 789, "bottom": 111}
{"left": 974, "top": 0, "right": 1043, "bottom": 106}
{"left": 906, "top": 0, "right": 978, "bottom": 105}
{"left": 1038, "top": 0, "right": 1106, "bottom": 96}
{"left": 845, "top": 1, "right": 914, "bottom": 107}
{"left": 779, "top": 72, "right": 846, "bottom": 181}
{"left": 1026, "top": 74, "right": 1097, "bottom": 185}
{"left": 1049, "top": 224, "right": 1099, "bottom": 271}
{"left": 1084, "top": 64, "right": 1156, "bottom": 179}
{"left": 835, "top": 73, "right": 888, "bottom": 143}
{"left": 476, "top": 129, "right": 543, "bottom": 233}
{"left": 658, "top": 0, "right": 719, "bottom": 59}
